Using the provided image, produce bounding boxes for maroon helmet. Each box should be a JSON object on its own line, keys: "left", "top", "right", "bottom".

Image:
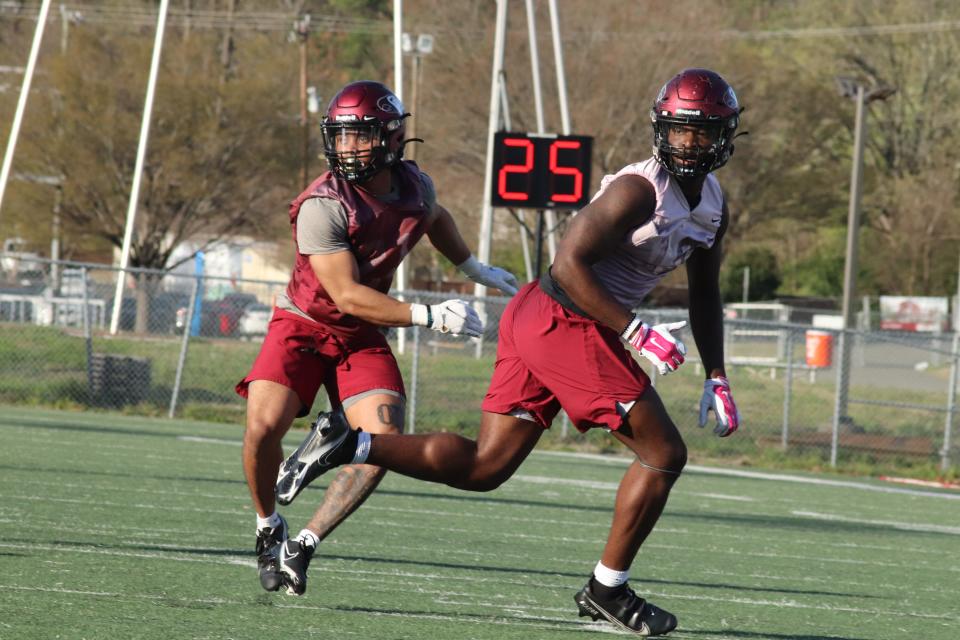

{"left": 320, "top": 81, "right": 410, "bottom": 183}
{"left": 650, "top": 69, "right": 742, "bottom": 178}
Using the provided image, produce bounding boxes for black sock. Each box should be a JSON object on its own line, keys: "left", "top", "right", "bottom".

{"left": 335, "top": 428, "right": 361, "bottom": 466}
{"left": 589, "top": 576, "right": 627, "bottom": 600}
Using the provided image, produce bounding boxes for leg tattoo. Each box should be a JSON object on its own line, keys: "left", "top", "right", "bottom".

{"left": 305, "top": 464, "right": 386, "bottom": 542}
{"left": 377, "top": 403, "right": 404, "bottom": 430}
{"left": 304, "top": 398, "right": 402, "bottom": 541}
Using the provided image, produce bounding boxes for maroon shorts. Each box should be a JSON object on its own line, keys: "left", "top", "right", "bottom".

{"left": 481, "top": 282, "right": 650, "bottom": 432}
{"left": 236, "top": 308, "right": 404, "bottom": 417}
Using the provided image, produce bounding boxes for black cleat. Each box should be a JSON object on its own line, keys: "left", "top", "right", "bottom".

{"left": 255, "top": 514, "right": 288, "bottom": 592}
{"left": 279, "top": 538, "right": 316, "bottom": 596}
{"left": 275, "top": 411, "right": 356, "bottom": 506}
{"left": 574, "top": 580, "right": 677, "bottom": 636}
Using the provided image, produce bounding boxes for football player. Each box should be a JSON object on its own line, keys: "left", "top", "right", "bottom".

{"left": 238, "top": 80, "right": 518, "bottom": 596}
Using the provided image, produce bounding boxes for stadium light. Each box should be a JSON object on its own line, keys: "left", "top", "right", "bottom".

{"left": 401, "top": 32, "right": 433, "bottom": 160}
{"left": 306, "top": 86, "right": 320, "bottom": 115}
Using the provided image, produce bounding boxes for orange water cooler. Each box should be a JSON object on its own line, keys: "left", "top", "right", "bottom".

{"left": 804, "top": 330, "right": 833, "bottom": 367}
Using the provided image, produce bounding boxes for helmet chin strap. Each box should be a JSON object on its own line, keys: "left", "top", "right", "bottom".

{"left": 399, "top": 137, "right": 424, "bottom": 152}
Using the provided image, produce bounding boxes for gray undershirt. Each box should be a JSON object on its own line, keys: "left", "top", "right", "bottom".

{"left": 276, "top": 170, "right": 436, "bottom": 322}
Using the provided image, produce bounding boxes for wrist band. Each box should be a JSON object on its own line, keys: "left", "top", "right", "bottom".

{"left": 426, "top": 305, "right": 433, "bottom": 328}
{"left": 620, "top": 315, "right": 642, "bottom": 341}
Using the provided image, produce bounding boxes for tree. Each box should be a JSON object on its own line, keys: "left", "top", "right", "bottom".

{"left": 720, "top": 247, "right": 782, "bottom": 302}
{"left": 788, "top": 0, "right": 960, "bottom": 295}
{"left": 11, "top": 18, "right": 300, "bottom": 330}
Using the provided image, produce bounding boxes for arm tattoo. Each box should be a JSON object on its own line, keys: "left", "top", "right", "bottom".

{"left": 305, "top": 464, "right": 386, "bottom": 542}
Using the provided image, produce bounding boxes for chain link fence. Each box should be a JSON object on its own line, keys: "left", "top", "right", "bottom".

{"left": 1, "top": 254, "right": 957, "bottom": 474}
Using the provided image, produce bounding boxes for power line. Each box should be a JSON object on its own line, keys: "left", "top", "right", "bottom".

{"left": 3, "top": 3, "right": 960, "bottom": 40}
{"left": 0, "top": 3, "right": 391, "bottom": 34}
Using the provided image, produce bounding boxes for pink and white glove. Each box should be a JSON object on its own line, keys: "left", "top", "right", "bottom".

{"left": 624, "top": 318, "right": 687, "bottom": 376}
{"left": 699, "top": 376, "right": 741, "bottom": 437}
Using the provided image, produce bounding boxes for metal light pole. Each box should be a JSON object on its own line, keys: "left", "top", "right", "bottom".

{"left": 0, "top": 0, "right": 53, "bottom": 221}
{"left": 942, "top": 252, "right": 960, "bottom": 471}
{"left": 402, "top": 33, "right": 433, "bottom": 162}
{"left": 394, "top": 32, "right": 433, "bottom": 355}
{"left": 393, "top": 0, "right": 409, "bottom": 354}
{"left": 830, "top": 78, "right": 895, "bottom": 466}
{"left": 109, "top": 0, "right": 171, "bottom": 335}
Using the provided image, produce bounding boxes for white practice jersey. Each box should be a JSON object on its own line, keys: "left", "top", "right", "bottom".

{"left": 590, "top": 157, "right": 724, "bottom": 309}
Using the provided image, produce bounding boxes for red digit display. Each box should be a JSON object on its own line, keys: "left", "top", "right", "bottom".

{"left": 490, "top": 132, "right": 592, "bottom": 210}
{"left": 497, "top": 137, "right": 534, "bottom": 201}
{"left": 548, "top": 140, "right": 583, "bottom": 203}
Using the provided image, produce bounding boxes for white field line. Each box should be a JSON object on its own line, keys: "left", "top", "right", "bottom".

{"left": 0, "top": 584, "right": 597, "bottom": 635}
{"left": 10, "top": 473, "right": 954, "bottom": 559}
{"left": 7, "top": 477, "right": 952, "bottom": 560}
{"left": 14, "top": 427, "right": 958, "bottom": 502}
{"left": 360, "top": 519, "right": 959, "bottom": 572}
{"left": 178, "top": 435, "right": 241, "bottom": 445}
{"left": 514, "top": 474, "right": 754, "bottom": 501}
{"left": 6, "top": 489, "right": 957, "bottom": 571}
{"left": 174, "top": 434, "right": 960, "bottom": 502}
{"left": 5, "top": 493, "right": 246, "bottom": 516}
{"left": 792, "top": 510, "right": 960, "bottom": 536}
{"left": 4, "top": 549, "right": 957, "bottom": 625}
{"left": 5, "top": 502, "right": 960, "bottom": 572}
{"left": 9, "top": 514, "right": 950, "bottom": 595}
{"left": 9, "top": 542, "right": 959, "bottom": 630}
{"left": 14, "top": 479, "right": 252, "bottom": 503}
{"left": 535, "top": 451, "right": 960, "bottom": 501}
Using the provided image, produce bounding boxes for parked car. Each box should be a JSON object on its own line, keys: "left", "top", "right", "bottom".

{"left": 236, "top": 303, "right": 273, "bottom": 339}
{"left": 175, "top": 292, "right": 262, "bottom": 337}
{"left": 150, "top": 291, "right": 191, "bottom": 334}
{"left": 106, "top": 293, "right": 190, "bottom": 334}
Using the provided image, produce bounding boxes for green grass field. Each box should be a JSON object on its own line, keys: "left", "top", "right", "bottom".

{"left": 2, "top": 406, "right": 958, "bottom": 640}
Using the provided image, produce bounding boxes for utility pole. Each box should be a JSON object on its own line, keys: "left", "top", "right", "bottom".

{"left": 830, "top": 77, "right": 895, "bottom": 465}
{"left": 296, "top": 15, "right": 311, "bottom": 190}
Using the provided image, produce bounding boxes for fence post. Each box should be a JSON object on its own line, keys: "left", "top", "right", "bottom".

{"left": 942, "top": 331, "right": 959, "bottom": 471}
{"left": 81, "top": 266, "right": 93, "bottom": 395}
{"left": 168, "top": 276, "right": 200, "bottom": 419}
{"left": 830, "top": 329, "right": 848, "bottom": 468}
{"left": 407, "top": 323, "right": 420, "bottom": 434}
{"left": 782, "top": 328, "right": 794, "bottom": 451}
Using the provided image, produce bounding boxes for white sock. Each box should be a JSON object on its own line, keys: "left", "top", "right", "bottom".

{"left": 352, "top": 431, "right": 372, "bottom": 464}
{"left": 594, "top": 561, "right": 629, "bottom": 588}
{"left": 296, "top": 528, "right": 320, "bottom": 551}
{"left": 256, "top": 511, "right": 282, "bottom": 533}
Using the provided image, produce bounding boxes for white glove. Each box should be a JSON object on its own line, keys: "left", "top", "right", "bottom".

{"left": 699, "top": 376, "right": 741, "bottom": 437}
{"left": 457, "top": 255, "right": 519, "bottom": 296}
{"left": 624, "top": 317, "right": 687, "bottom": 376}
{"left": 410, "top": 300, "right": 483, "bottom": 337}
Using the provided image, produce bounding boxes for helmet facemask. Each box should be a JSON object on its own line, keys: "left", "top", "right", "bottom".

{"left": 651, "top": 115, "right": 738, "bottom": 178}
{"left": 321, "top": 116, "right": 405, "bottom": 183}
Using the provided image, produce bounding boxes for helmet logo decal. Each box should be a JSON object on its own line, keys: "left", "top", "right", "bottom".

{"left": 656, "top": 83, "right": 667, "bottom": 103}
{"left": 722, "top": 87, "right": 739, "bottom": 109}
{"left": 676, "top": 108, "right": 702, "bottom": 116}
{"left": 376, "top": 95, "right": 404, "bottom": 115}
